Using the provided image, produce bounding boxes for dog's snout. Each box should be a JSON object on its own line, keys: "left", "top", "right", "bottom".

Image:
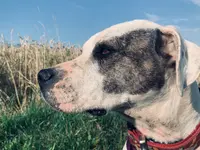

{"left": 38, "top": 68, "right": 56, "bottom": 83}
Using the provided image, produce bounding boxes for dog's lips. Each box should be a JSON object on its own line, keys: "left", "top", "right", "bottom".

{"left": 52, "top": 102, "right": 107, "bottom": 116}
{"left": 55, "top": 103, "right": 74, "bottom": 112}
{"left": 42, "top": 91, "right": 107, "bottom": 115}
{"left": 86, "top": 109, "right": 107, "bottom": 116}
{"left": 55, "top": 103, "right": 107, "bottom": 116}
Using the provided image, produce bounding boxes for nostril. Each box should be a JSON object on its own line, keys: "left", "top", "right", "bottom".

{"left": 38, "top": 68, "right": 56, "bottom": 83}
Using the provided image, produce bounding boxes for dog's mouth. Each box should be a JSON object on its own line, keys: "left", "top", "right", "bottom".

{"left": 41, "top": 91, "right": 107, "bottom": 116}
{"left": 86, "top": 109, "right": 107, "bottom": 116}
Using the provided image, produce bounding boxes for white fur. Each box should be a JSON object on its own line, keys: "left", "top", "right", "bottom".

{"left": 44, "top": 20, "right": 200, "bottom": 149}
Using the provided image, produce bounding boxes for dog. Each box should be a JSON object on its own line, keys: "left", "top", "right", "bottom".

{"left": 38, "top": 20, "right": 200, "bottom": 150}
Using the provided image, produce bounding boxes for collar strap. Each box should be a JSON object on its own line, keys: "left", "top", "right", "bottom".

{"left": 127, "top": 123, "right": 200, "bottom": 150}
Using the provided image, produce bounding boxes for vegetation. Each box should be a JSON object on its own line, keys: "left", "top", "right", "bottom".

{"left": 0, "top": 36, "right": 127, "bottom": 150}
{"left": 0, "top": 102, "right": 126, "bottom": 150}
{"left": 0, "top": 36, "right": 81, "bottom": 110}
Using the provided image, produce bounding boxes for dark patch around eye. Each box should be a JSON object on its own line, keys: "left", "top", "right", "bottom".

{"left": 93, "top": 29, "right": 170, "bottom": 95}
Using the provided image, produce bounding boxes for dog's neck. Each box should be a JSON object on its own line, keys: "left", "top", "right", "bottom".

{"left": 124, "top": 81, "right": 200, "bottom": 143}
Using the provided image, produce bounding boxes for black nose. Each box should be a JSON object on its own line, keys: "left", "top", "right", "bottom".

{"left": 38, "top": 68, "right": 56, "bottom": 84}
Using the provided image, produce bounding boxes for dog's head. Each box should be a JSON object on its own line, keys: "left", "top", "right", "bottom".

{"left": 38, "top": 20, "right": 200, "bottom": 115}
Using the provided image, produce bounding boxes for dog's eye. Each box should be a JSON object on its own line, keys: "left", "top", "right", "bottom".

{"left": 102, "top": 49, "right": 110, "bottom": 55}
{"left": 93, "top": 44, "right": 114, "bottom": 59}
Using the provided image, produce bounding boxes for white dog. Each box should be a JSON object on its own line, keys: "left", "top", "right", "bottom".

{"left": 38, "top": 20, "right": 200, "bottom": 150}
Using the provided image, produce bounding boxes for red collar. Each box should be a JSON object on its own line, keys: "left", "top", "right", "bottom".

{"left": 127, "top": 123, "right": 200, "bottom": 150}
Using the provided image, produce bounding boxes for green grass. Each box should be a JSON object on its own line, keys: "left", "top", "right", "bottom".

{"left": 0, "top": 101, "right": 127, "bottom": 150}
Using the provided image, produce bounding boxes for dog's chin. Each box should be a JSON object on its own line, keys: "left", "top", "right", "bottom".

{"left": 86, "top": 109, "right": 107, "bottom": 116}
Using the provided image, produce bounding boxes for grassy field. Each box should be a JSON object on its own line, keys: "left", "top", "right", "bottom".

{"left": 0, "top": 38, "right": 127, "bottom": 150}
{"left": 0, "top": 102, "right": 127, "bottom": 150}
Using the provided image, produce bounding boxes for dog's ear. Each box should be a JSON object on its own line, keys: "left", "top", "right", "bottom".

{"left": 184, "top": 40, "right": 200, "bottom": 86}
{"left": 159, "top": 26, "right": 200, "bottom": 96}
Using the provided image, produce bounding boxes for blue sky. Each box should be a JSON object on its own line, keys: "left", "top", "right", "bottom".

{"left": 0, "top": 0, "right": 200, "bottom": 45}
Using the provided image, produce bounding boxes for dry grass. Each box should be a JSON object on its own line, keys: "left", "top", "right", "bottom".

{"left": 0, "top": 36, "right": 81, "bottom": 110}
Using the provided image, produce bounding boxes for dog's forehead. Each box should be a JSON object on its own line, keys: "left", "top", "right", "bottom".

{"left": 82, "top": 20, "right": 161, "bottom": 56}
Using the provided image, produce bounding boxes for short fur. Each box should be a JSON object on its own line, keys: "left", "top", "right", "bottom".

{"left": 38, "top": 20, "right": 200, "bottom": 150}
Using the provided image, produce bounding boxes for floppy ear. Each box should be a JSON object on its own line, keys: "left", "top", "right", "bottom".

{"left": 158, "top": 26, "right": 199, "bottom": 96}
{"left": 185, "top": 40, "right": 200, "bottom": 86}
